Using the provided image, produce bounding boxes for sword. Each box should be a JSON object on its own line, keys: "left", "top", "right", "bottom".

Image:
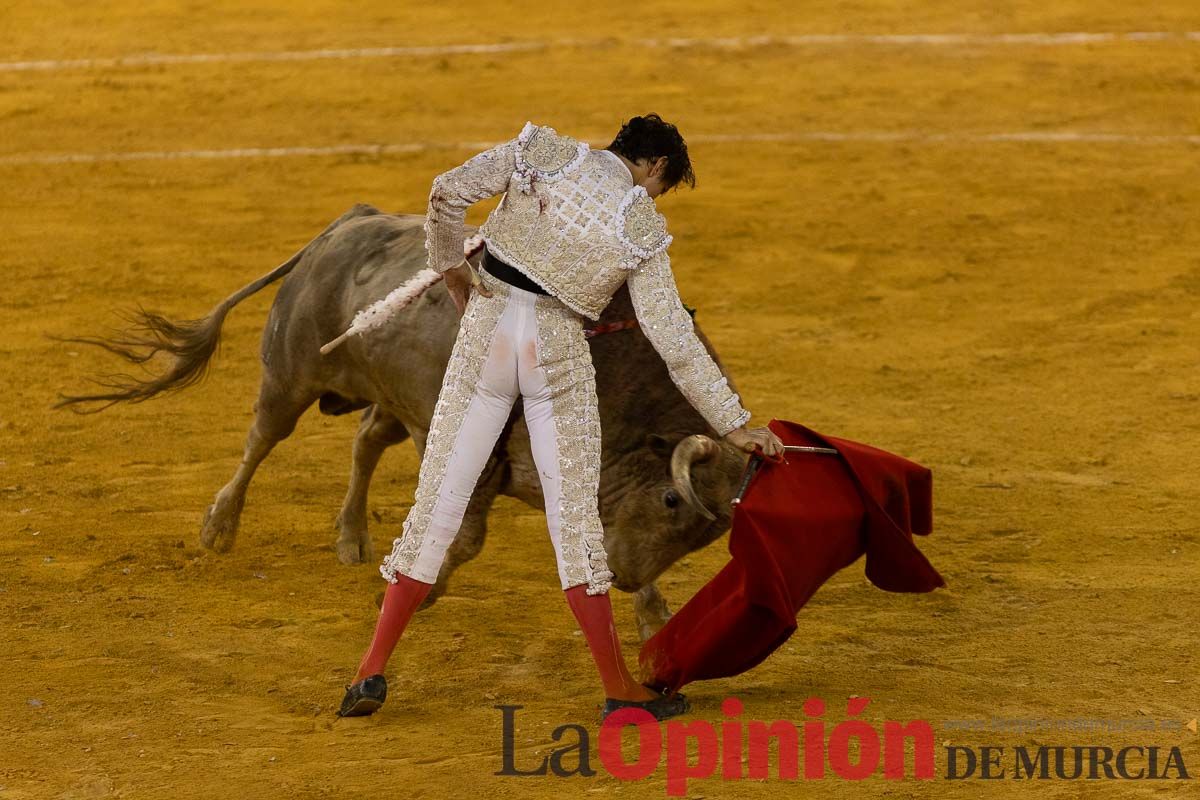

{"left": 730, "top": 445, "right": 839, "bottom": 506}
{"left": 730, "top": 455, "right": 764, "bottom": 507}
{"left": 784, "top": 445, "right": 838, "bottom": 455}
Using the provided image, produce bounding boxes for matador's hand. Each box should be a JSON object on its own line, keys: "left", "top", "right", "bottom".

{"left": 723, "top": 425, "right": 785, "bottom": 458}
{"left": 443, "top": 259, "right": 493, "bottom": 317}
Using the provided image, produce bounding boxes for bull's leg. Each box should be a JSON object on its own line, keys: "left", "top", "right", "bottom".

{"left": 634, "top": 582, "right": 674, "bottom": 642}
{"left": 335, "top": 405, "right": 411, "bottom": 565}
{"left": 200, "top": 377, "right": 317, "bottom": 552}
{"left": 420, "top": 454, "right": 506, "bottom": 608}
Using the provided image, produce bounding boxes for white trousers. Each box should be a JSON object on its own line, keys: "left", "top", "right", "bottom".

{"left": 380, "top": 264, "right": 615, "bottom": 595}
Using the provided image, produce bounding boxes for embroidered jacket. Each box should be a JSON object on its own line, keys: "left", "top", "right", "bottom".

{"left": 423, "top": 121, "right": 752, "bottom": 436}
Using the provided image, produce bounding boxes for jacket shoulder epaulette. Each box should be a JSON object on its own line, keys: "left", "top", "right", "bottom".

{"left": 616, "top": 185, "right": 673, "bottom": 267}
{"left": 513, "top": 122, "right": 589, "bottom": 188}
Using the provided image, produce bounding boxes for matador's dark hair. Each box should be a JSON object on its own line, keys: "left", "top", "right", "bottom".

{"left": 606, "top": 113, "right": 696, "bottom": 191}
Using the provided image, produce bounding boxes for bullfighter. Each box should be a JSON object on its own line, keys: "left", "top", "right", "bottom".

{"left": 338, "top": 114, "right": 784, "bottom": 721}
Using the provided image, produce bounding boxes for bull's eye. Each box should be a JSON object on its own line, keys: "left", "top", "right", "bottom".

{"left": 663, "top": 488, "right": 680, "bottom": 509}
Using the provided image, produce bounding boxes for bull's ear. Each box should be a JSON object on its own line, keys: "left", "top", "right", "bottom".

{"left": 645, "top": 433, "right": 676, "bottom": 459}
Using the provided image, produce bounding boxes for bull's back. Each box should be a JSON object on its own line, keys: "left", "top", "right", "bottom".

{"left": 258, "top": 209, "right": 431, "bottom": 372}
{"left": 303, "top": 211, "right": 429, "bottom": 323}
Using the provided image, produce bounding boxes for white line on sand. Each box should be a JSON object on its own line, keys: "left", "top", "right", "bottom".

{"left": 3, "top": 131, "right": 1198, "bottom": 166}
{"left": 2, "top": 32, "right": 1198, "bottom": 72}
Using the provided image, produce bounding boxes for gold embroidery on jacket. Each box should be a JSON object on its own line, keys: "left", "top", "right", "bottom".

{"left": 625, "top": 250, "right": 752, "bottom": 437}
{"left": 618, "top": 186, "right": 673, "bottom": 263}
{"left": 516, "top": 123, "right": 589, "bottom": 184}
{"left": 419, "top": 121, "right": 754, "bottom": 435}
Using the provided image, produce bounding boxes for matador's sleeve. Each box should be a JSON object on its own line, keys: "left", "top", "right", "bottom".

{"left": 626, "top": 247, "right": 753, "bottom": 437}
{"left": 424, "top": 135, "right": 519, "bottom": 273}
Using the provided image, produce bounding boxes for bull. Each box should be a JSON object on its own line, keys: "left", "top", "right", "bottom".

{"left": 52, "top": 204, "right": 751, "bottom": 640}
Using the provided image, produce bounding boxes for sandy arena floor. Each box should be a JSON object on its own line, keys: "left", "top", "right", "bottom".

{"left": 2, "top": 2, "right": 1198, "bottom": 797}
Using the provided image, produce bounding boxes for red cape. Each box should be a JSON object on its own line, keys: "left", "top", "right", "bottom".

{"left": 638, "top": 419, "right": 945, "bottom": 695}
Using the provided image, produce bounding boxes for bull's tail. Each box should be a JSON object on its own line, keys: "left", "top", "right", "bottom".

{"left": 50, "top": 203, "right": 382, "bottom": 414}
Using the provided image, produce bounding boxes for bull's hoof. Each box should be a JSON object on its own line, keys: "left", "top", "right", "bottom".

{"left": 200, "top": 502, "right": 239, "bottom": 553}
{"left": 334, "top": 510, "right": 373, "bottom": 564}
{"left": 335, "top": 537, "right": 372, "bottom": 565}
{"left": 634, "top": 585, "right": 674, "bottom": 643}
{"left": 638, "top": 621, "right": 661, "bottom": 643}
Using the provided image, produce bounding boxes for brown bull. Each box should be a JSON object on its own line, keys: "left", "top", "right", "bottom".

{"left": 53, "top": 204, "right": 750, "bottom": 640}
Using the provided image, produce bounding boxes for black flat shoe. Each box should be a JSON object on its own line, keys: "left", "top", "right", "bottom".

{"left": 602, "top": 685, "right": 690, "bottom": 722}
{"left": 337, "top": 674, "right": 388, "bottom": 717}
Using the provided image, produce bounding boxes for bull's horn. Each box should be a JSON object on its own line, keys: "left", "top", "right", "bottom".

{"left": 670, "top": 434, "right": 720, "bottom": 521}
